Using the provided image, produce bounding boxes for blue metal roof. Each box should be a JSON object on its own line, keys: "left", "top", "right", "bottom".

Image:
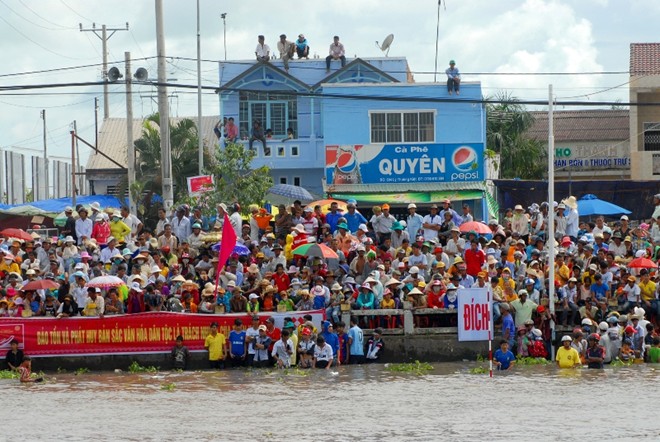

{"left": 219, "top": 57, "right": 409, "bottom": 88}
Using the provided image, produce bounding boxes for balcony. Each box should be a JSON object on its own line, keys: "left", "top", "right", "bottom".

{"left": 235, "top": 137, "right": 325, "bottom": 170}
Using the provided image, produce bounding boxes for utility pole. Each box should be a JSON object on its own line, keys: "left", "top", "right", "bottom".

{"left": 80, "top": 22, "right": 129, "bottom": 120}
{"left": 74, "top": 120, "right": 81, "bottom": 196}
{"left": 125, "top": 51, "right": 137, "bottom": 214}
{"left": 94, "top": 97, "right": 99, "bottom": 150}
{"left": 41, "top": 109, "right": 49, "bottom": 199}
{"left": 221, "top": 13, "right": 227, "bottom": 61}
{"left": 70, "top": 130, "right": 76, "bottom": 207}
{"left": 156, "top": 0, "right": 174, "bottom": 211}
{"left": 197, "top": 0, "right": 204, "bottom": 174}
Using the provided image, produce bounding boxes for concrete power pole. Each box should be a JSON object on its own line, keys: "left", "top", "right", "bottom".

{"left": 80, "top": 22, "right": 129, "bottom": 120}
{"left": 155, "top": 0, "right": 174, "bottom": 211}
{"left": 125, "top": 51, "right": 137, "bottom": 214}
{"left": 41, "top": 109, "right": 49, "bottom": 199}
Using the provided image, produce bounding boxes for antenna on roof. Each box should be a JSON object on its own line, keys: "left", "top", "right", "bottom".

{"left": 375, "top": 34, "right": 394, "bottom": 56}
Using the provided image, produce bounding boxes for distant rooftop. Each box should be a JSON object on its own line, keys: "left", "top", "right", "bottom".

{"left": 630, "top": 43, "right": 660, "bottom": 76}
{"left": 86, "top": 116, "right": 218, "bottom": 171}
{"left": 219, "top": 57, "right": 411, "bottom": 87}
{"left": 527, "top": 110, "right": 629, "bottom": 142}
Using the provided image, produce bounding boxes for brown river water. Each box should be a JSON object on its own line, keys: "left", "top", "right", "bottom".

{"left": 4, "top": 363, "right": 660, "bottom": 441}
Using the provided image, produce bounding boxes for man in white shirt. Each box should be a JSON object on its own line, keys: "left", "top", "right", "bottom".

{"left": 325, "top": 36, "right": 346, "bottom": 71}
{"left": 121, "top": 206, "right": 143, "bottom": 240}
{"left": 171, "top": 207, "right": 192, "bottom": 243}
{"left": 422, "top": 205, "right": 442, "bottom": 242}
{"left": 277, "top": 34, "right": 294, "bottom": 72}
{"left": 255, "top": 35, "right": 270, "bottom": 62}
{"left": 75, "top": 207, "right": 93, "bottom": 246}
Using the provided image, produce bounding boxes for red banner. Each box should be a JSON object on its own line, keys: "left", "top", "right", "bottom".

{"left": 0, "top": 310, "right": 325, "bottom": 357}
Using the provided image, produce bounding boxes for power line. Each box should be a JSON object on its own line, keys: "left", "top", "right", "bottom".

{"left": 59, "top": 0, "right": 94, "bottom": 22}
{"left": 0, "top": 79, "right": 655, "bottom": 108}
{"left": 1, "top": 0, "right": 75, "bottom": 31}
{"left": 0, "top": 13, "right": 90, "bottom": 60}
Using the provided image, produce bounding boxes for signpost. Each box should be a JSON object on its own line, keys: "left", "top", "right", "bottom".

{"left": 457, "top": 287, "right": 493, "bottom": 377}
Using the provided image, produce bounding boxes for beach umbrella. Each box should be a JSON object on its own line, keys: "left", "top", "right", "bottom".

{"left": 577, "top": 194, "right": 631, "bottom": 217}
{"left": 292, "top": 243, "right": 339, "bottom": 259}
{"left": 267, "top": 183, "right": 314, "bottom": 202}
{"left": 0, "top": 228, "right": 34, "bottom": 242}
{"left": 305, "top": 198, "right": 348, "bottom": 213}
{"left": 22, "top": 279, "right": 60, "bottom": 291}
{"left": 86, "top": 275, "right": 125, "bottom": 288}
{"left": 458, "top": 221, "right": 491, "bottom": 235}
{"left": 211, "top": 242, "right": 251, "bottom": 255}
{"left": 628, "top": 257, "right": 658, "bottom": 269}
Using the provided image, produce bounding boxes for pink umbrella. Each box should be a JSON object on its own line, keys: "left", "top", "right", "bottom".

{"left": 86, "top": 275, "right": 125, "bottom": 288}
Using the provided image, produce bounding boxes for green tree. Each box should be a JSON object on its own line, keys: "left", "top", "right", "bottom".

{"left": 486, "top": 92, "right": 546, "bottom": 179}
{"left": 119, "top": 113, "right": 211, "bottom": 227}
{"left": 179, "top": 142, "right": 273, "bottom": 215}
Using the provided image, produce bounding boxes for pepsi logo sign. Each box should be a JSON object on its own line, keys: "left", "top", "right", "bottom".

{"left": 452, "top": 146, "right": 479, "bottom": 172}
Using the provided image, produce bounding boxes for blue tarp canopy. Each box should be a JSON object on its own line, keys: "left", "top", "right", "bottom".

{"left": 0, "top": 195, "right": 127, "bottom": 217}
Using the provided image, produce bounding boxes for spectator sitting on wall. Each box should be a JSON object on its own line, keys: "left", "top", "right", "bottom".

{"left": 249, "top": 120, "right": 269, "bottom": 156}
{"left": 255, "top": 35, "right": 270, "bottom": 62}
{"left": 225, "top": 117, "right": 239, "bottom": 143}
{"left": 214, "top": 117, "right": 227, "bottom": 139}
{"left": 326, "top": 36, "right": 346, "bottom": 72}
{"left": 282, "top": 127, "right": 295, "bottom": 142}
{"left": 446, "top": 59, "right": 461, "bottom": 95}
{"left": 295, "top": 34, "right": 310, "bottom": 59}
{"left": 265, "top": 129, "right": 273, "bottom": 139}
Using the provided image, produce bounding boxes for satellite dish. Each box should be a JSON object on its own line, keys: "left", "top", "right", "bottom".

{"left": 375, "top": 34, "right": 394, "bottom": 56}
{"left": 107, "top": 67, "right": 123, "bottom": 82}
{"left": 134, "top": 67, "right": 148, "bottom": 81}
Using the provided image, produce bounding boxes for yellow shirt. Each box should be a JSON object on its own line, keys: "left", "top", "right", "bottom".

{"left": 204, "top": 333, "right": 226, "bottom": 361}
{"left": 639, "top": 280, "right": 656, "bottom": 303}
{"left": 381, "top": 298, "right": 395, "bottom": 309}
{"left": 556, "top": 346, "right": 581, "bottom": 368}
{"left": 110, "top": 220, "right": 132, "bottom": 242}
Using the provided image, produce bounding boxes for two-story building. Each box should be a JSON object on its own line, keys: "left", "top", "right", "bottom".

{"left": 219, "top": 56, "right": 493, "bottom": 218}
{"left": 630, "top": 43, "right": 660, "bottom": 180}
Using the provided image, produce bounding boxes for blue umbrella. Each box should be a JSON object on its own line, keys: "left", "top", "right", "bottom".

{"left": 267, "top": 183, "right": 314, "bottom": 201}
{"left": 577, "top": 194, "right": 632, "bottom": 217}
{"left": 211, "top": 242, "right": 251, "bottom": 255}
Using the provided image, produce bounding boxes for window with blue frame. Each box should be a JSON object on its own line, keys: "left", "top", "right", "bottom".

{"left": 370, "top": 111, "right": 435, "bottom": 144}
{"left": 239, "top": 91, "right": 298, "bottom": 139}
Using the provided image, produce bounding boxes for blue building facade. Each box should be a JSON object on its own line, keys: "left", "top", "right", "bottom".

{"left": 217, "top": 57, "right": 410, "bottom": 196}
{"left": 217, "top": 56, "right": 492, "bottom": 218}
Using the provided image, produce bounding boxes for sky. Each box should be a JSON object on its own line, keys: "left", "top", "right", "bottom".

{"left": 0, "top": 0, "right": 658, "bottom": 172}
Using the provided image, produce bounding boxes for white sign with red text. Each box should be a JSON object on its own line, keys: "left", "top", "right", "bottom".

{"left": 457, "top": 288, "right": 491, "bottom": 342}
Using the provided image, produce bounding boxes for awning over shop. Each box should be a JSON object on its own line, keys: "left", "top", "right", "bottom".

{"left": 326, "top": 181, "right": 499, "bottom": 218}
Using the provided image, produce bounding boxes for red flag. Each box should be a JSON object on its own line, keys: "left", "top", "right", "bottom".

{"left": 214, "top": 213, "right": 237, "bottom": 294}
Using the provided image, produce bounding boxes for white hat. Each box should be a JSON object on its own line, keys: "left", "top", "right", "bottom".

{"left": 358, "top": 224, "right": 368, "bottom": 232}
{"left": 130, "top": 282, "right": 143, "bottom": 293}
{"left": 64, "top": 236, "right": 75, "bottom": 243}
{"left": 293, "top": 224, "right": 306, "bottom": 233}
{"left": 64, "top": 206, "right": 73, "bottom": 212}
{"left": 112, "top": 211, "right": 121, "bottom": 218}
{"left": 150, "top": 265, "right": 161, "bottom": 273}
{"left": 90, "top": 202, "right": 101, "bottom": 211}
{"left": 561, "top": 335, "right": 573, "bottom": 342}
{"left": 562, "top": 196, "right": 578, "bottom": 210}
{"left": 249, "top": 293, "right": 259, "bottom": 300}
{"left": 407, "top": 203, "right": 417, "bottom": 209}
{"left": 620, "top": 215, "right": 629, "bottom": 221}
{"left": 514, "top": 204, "right": 524, "bottom": 211}
{"left": 409, "top": 266, "right": 419, "bottom": 274}
{"left": 25, "top": 269, "right": 36, "bottom": 275}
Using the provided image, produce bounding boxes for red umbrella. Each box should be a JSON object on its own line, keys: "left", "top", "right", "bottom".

{"left": 459, "top": 221, "right": 491, "bottom": 235}
{"left": 23, "top": 279, "right": 60, "bottom": 291}
{"left": 0, "top": 228, "right": 34, "bottom": 242}
{"left": 628, "top": 257, "right": 658, "bottom": 269}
